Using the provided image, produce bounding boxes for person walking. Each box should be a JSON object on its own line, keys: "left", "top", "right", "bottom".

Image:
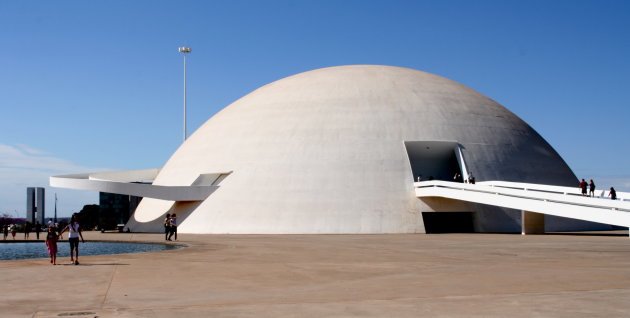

{"left": 24, "top": 222, "right": 30, "bottom": 239}
{"left": 589, "top": 180, "right": 596, "bottom": 197}
{"left": 579, "top": 179, "right": 588, "bottom": 196}
{"left": 59, "top": 214, "right": 85, "bottom": 265}
{"left": 3, "top": 224, "right": 8, "bottom": 240}
{"left": 45, "top": 227, "right": 58, "bottom": 265}
{"left": 609, "top": 187, "right": 617, "bottom": 200}
{"left": 10, "top": 224, "right": 16, "bottom": 240}
{"left": 168, "top": 214, "right": 178, "bottom": 241}
{"left": 164, "top": 213, "right": 171, "bottom": 241}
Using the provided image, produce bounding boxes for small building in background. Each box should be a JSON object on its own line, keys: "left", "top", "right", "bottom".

{"left": 26, "top": 187, "right": 45, "bottom": 225}
{"left": 99, "top": 192, "right": 142, "bottom": 231}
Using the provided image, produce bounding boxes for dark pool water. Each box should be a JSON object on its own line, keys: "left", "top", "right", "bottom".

{"left": 0, "top": 241, "right": 182, "bottom": 260}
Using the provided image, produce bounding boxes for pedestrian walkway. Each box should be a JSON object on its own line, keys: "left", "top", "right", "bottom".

{"left": 415, "top": 180, "right": 630, "bottom": 234}
{"left": 1, "top": 231, "right": 630, "bottom": 317}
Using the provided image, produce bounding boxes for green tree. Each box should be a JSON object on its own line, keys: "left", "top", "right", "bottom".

{"left": 75, "top": 204, "right": 100, "bottom": 230}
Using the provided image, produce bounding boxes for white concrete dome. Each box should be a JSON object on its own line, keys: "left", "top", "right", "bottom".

{"left": 126, "top": 65, "right": 580, "bottom": 234}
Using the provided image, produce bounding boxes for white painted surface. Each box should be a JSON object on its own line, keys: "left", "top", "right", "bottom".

{"left": 478, "top": 180, "right": 628, "bottom": 201}
{"left": 50, "top": 170, "right": 218, "bottom": 201}
{"left": 122, "top": 65, "right": 585, "bottom": 234}
{"left": 416, "top": 180, "right": 630, "bottom": 228}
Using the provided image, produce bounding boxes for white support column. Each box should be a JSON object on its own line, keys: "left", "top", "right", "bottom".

{"left": 521, "top": 210, "right": 545, "bottom": 235}
{"left": 454, "top": 145, "right": 469, "bottom": 182}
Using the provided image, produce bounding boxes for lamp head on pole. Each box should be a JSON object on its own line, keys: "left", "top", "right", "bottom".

{"left": 179, "top": 47, "right": 192, "bottom": 54}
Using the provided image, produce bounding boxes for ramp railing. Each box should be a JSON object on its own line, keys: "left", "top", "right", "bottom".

{"left": 415, "top": 180, "right": 630, "bottom": 229}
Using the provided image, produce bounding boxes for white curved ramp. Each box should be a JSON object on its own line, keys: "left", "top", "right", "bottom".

{"left": 50, "top": 169, "right": 222, "bottom": 201}
{"left": 415, "top": 180, "right": 630, "bottom": 234}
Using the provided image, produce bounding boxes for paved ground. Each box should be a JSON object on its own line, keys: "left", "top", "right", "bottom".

{"left": 1, "top": 231, "right": 629, "bottom": 318}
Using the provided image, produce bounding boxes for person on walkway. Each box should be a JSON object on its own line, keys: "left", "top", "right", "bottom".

{"left": 3, "top": 224, "right": 8, "bottom": 240}
{"left": 24, "top": 222, "right": 30, "bottom": 239}
{"left": 164, "top": 213, "right": 171, "bottom": 241}
{"left": 35, "top": 222, "right": 41, "bottom": 240}
{"left": 168, "top": 214, "right": 178, "bottom": 241}
{"left": 59, "top": 214, "right": 85, "bottom": 265}
{"left": 589, "top": 180, "right": 596, "bottom": 197}
{"left": 579, "top": 179, "right": 588, "bottom": 196}
{"left": 10, "top": 224, "right": 16, "bottom": 240}
{"left": 45, "top": 227, "right": 58, "bottom": 265}
{"left": 609, "top": 187, "right": 617, "bottom": 200}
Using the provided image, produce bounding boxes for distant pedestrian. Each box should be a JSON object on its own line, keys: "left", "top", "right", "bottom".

{"left": 24, "top": 222, "right": 30, "bottom": 239}
{"left": 10, "top": 224, "right": 16, "bottom": 240}
{"left": 45, "top": 227, "right": 58, "bottom": 265}
{"left": 59, "top": 214, "right": 85, "bottom": 265}
{"left": 579, "top": 179, "right": 588, "bottom": 196}
{"left": 168, "top": 214, "right": 178, "bottom": 241}
{"left": 3, "top": 225, "right": 8, "bottom": 240}
{"left": 589, "top": 180, "right": 596, "bottom": 197}
{"left": 35, "top": 222, "right": 41, "bottom": 240}
{"left": 164, "top": 213, "right": 171, "bottom": 241}
{"left": 609, "top": 187, "right": 617, "bottom": 200}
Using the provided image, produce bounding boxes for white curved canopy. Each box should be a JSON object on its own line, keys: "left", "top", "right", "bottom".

{"left": 50, "top": 169, "right": 225, "bottom": 201}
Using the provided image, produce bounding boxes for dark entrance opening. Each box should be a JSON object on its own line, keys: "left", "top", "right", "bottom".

{"left": 422, "top": 212, "right": 474, "bottom": 233}
{"left": 404, "top": 141, "right": 465, "bottom": 182}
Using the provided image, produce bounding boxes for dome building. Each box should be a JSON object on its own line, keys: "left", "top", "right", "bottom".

{"left": 121, "top": 65, "right": 599, "bottom": 234}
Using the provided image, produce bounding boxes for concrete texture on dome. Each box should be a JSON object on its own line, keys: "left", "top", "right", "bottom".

{"left": 125, "top": 65, "right": 588, "bottom": 234}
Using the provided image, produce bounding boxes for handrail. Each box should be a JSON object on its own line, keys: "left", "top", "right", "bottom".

{"left": 415, "top": 180, "right": 630, "bottom": 212}
{"left": 415, "top": 180, "right": 630, "bottom": 228}
{"left": 476, "top": 180, "right": 629, "bottom": 201}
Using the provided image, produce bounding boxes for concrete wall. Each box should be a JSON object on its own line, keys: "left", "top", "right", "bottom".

{"left": 126, "top": 65, "right": 588, "bottom": 234}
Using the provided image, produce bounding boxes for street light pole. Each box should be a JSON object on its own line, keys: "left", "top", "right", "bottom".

{"left": 178, "top": 46, "right": 192, "bottom": 142}
{"left": 54, "top": 193, "right": 57, "bottom": 223}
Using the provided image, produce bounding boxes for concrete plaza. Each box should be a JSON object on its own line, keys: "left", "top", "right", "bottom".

{"left": 1, "top": 231, "right": 629, "bottom": 317}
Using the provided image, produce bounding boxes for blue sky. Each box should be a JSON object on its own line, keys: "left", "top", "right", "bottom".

{"left": 1, "top": 0, "right": 629, "bottom": 217}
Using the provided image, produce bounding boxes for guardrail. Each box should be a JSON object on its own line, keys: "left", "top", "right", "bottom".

{"left": 415, "top": 180, "right": 630, "bottom": 228}
{"left": 416, "top": 180, "right": 630, "bottom": 211}
{"left": 476, "top": 180, "right": 629, "bottom": 202}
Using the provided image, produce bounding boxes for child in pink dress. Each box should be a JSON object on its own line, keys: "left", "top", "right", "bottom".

{"left": 45, "top": 227, "right": 58, "bottom": 265}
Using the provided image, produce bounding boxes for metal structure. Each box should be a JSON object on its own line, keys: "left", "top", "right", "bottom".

{"left": 54, "top": 193, "right": 57, "bottom": 223}
{"left": 178, "top": 46, "right": 192, "bottom": 141}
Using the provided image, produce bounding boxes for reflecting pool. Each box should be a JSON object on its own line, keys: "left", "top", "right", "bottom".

{"left": 0, "top": 241, "right": 182, "bottom": 261}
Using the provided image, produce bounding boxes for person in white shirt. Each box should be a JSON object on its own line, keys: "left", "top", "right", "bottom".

{"left": 59, "top": 214, "right": 85, "bottom": 265}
